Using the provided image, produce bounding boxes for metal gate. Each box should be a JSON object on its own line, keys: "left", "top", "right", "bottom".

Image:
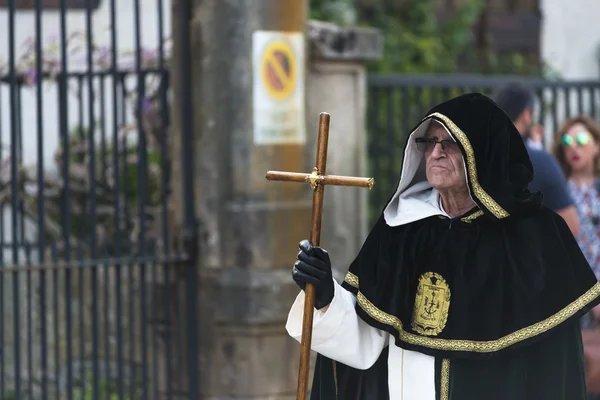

{"left": 0, "top": 0, "right": 199, "bottom": 399}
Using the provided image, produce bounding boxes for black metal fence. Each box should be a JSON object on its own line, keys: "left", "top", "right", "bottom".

{"left": 0, "top": 0, "right": 198, "bottom": 399}
{"left": 367, "top": 74, "right": 600, "bottom": 218}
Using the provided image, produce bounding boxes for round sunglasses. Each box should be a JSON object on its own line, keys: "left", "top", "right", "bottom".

{"left": 561, "top": 131, "right": 592, "bottom": 148}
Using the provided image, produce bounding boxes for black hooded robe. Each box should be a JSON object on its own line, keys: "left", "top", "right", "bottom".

{"left": 295, "top": 93, "right": 600, "bottom": 400}
{"left": 310, "top": 321, "right": 587, "bottom": 399}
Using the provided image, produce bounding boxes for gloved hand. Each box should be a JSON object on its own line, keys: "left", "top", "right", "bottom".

{"left": 292, "top": 239, "right": 334, "bottom": 310}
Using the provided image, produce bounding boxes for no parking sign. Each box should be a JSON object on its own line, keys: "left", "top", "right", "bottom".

{"left": 253, "top": 31, "right": 305, "bottom": 145}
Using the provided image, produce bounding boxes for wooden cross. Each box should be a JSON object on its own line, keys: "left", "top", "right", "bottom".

{"left": 265, "top": 112, "right": 375, "bottom": 400}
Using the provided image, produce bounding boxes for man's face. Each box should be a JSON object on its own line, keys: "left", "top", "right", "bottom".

{"left": 421, "top": 121, "right": 468, "bottom": 191}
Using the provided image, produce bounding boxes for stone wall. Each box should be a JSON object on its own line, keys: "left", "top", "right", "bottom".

{"left": 306, "top": 20, "right": 382, "bottom": 282}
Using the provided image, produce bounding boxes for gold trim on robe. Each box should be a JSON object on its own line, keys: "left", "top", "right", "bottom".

{"left": 343, "top": 271, "right": 600, "bottom": 353}
{"left": 441, "top": 359, "right": 450, "bottom": 400}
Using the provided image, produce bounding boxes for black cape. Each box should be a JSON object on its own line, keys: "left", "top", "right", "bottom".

{"left": 311, "top": 322, "right": 588, "bottom": 399}
{"left": 309, "top": 93, "right": 600, "bottom": 399}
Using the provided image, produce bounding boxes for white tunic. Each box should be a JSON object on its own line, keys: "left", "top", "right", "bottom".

{"left": 286, "top": 282, "right": 437, "bottom": 400}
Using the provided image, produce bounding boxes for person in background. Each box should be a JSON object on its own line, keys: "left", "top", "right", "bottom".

{"left": 528, "top": 124, "right": 544, "bottom": 150}
{"left": 553, "top": 115, "right": 600, "bottom": 328}
{"left": 493, "top": 83, "right": 580, "bottom": 236}
{"left": 553, "top": 115, "right": 600, "bottom": 399}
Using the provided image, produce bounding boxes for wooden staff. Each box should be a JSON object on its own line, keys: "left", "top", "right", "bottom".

{"left": 266, "top": 112, "right": 374, "bottom": 399}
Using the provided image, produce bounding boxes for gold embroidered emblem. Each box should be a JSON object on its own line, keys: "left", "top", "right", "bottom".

{"left": 411, "top": 272, "right": 451, "bottom": 336}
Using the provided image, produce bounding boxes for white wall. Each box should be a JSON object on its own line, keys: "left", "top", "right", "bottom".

{"left": 538, "top": 0, "right": 600, "bottom": 145}
{"left": 541, "top": 0, "right": 600, "bottom": 80}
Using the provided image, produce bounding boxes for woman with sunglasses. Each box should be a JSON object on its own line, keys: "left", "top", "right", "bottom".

{"left": 553, "top": 116, "right": 600, "bottom": 398}
{"left": 553, "top": 116, "right": 600, "bottom": 298}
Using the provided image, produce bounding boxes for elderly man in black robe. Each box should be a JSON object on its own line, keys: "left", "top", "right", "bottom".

{"left": 286, "top": 93, "right": 600, "bottom": 399}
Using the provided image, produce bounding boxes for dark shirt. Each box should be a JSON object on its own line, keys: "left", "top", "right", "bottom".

{"left": 526, "top": 143, "right": 574, "bottom": 211}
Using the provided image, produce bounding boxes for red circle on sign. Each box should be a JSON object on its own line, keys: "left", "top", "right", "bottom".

{"left": 265, "top": 51, "right": 291, "bottom": 91}
{"left": 260, "top": 39, "right": 297, "bottom": 100}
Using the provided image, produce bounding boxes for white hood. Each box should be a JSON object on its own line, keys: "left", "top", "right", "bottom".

{"left": 383, "top": 119, "right": 470, "bottom": 227}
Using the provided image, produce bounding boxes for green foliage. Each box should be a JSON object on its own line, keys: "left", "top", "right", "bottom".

{"left": 309, "top": 0, "right": 356, "bottom": 25}
{"left": 75, "top": 378, "right": 138, "bottom": 400}
{"left": 374, "top": 0, "right": 485, "bottom": 73}
{"left": 3, "top": 389, "right": 17, "bottom": 400}
{"left": 311, "top": 0, "right": 485, "bottom": 74}
{"left": 310, "top": 0, "right": 545, "bottom": 76}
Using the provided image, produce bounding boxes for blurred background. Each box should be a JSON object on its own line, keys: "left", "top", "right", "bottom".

{"left": 0, "top": 0, "right": 598, "bottom": 399}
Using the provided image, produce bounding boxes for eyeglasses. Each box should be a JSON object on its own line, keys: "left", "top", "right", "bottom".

{"left": 561, "top": 131, "right": 592, "bottom": 148}
{"left": 415, "top": 137, "right": 460, "bottom": 154}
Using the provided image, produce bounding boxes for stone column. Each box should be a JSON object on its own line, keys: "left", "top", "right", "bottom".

{"left": 181, "top": 1, "right": 310, "bottom": 399}
{"left": 305, "top": 21, "right": 383, "bottom": 281}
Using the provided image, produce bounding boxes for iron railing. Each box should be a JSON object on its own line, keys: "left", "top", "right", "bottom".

{"left": 0, "top": 0, "right": 199, "bottom": 399}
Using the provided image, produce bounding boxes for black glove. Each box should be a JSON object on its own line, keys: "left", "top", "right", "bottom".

{"left": 292, "top": 239, "right": 334, "bottom": 310}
